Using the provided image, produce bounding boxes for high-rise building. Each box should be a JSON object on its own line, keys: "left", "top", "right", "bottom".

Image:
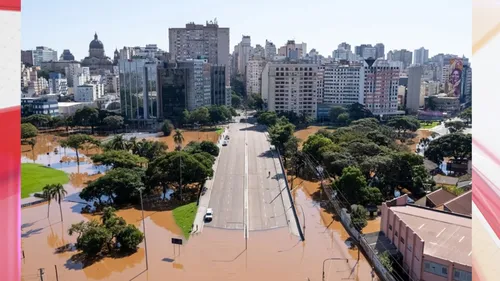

{"left": 245, "top": 59, "right": 267, "bottom": 95}
{"left": 362, "top": 47, "right": 377, "bottom": 59}
{"left": 261, "top": 62, "right": 318, "bottom": 118}
{"left": 251, "top": 44, "right": 265, "bottom": 60}
{"left": 332, "top": 46, "right": 356, "bottom": 62}
{"left": 406, "top": 65, "right": 424, "bottom": 113}
{"left": 33, "top": 46, "right": 58, "bottom": 66}
{"left": 168, "top": 21, "right": 229, "bottom": 66}
{"left": 21, "top": 50, "right": 34, "bottom": 66}
{"left": 118, "top": 58, "right": 158, "bottom": 120}
{"left": 323, "top": 61, "right": 365, "bottom": 106}
{"left": 414, "top": 47, "right": 429, "bottom": 65}
{"left": 236, "top": 35, "right": 252, "bottom": 75}
{"left": 48, "top": 72, "right": 68, "bottom": 95}
{"left": 265, "top": 40, "right": 277, "bottom": 60}
{"left": 364, "top": 60, "right": 400, "bottom": 115}
{"left": 280, "top": 40, "right": 307, "bottom": 60}
{"left": 355, "top": 44, "right": 373, "bottom": 57}
{"left": 338, "top": 42, "right": 351, "bottom": 52}
{"left": 387, "top": 49, "right": 413, "bottom": 69}
{"left": 316, "top": 65, "right": 325, "bottom": 104}
{"left": 210, "top": 65, "right": 229, "bottom": 106}
{"left": 375, "top": 43, "right": 385, "bottom": 59}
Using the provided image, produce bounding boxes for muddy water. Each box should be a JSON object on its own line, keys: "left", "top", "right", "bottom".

{"left": 294, "top": 126, "right": 333, "bottom": 149}
{"left": 153, "top": 130, "right": 220, "bottom": 150}
{"left": 22, "top": 134, "right": 375, "bottom": 281}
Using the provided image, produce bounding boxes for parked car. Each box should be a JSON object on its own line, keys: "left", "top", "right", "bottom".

{"left": 204, "top": 208, "right": 213, "bottom": 222}
{"left": 222, "top": 141, "right": 228, "bottom": 146}
{"left": 225, "top": 135, "right": 230, "bottom": 140}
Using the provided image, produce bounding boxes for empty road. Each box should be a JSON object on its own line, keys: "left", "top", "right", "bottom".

{"left": 206, "top": 120, "right": 291, "bottom": 233}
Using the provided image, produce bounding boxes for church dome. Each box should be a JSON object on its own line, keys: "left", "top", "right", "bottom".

{"left": 89, "top": 33, "right": 104, "bottom": 49}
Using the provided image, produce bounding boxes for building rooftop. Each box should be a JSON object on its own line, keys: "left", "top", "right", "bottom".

{"left": 58, "top": 102, "right": 94, "bottom": 107}
{"left": 426, "top": 188, "right": 457, "bottom": 207}
{"left": 391, "top": 205, "right": 471, "bottom": 266}
{"left": 444, "top": 191, "right": 472, "bottom": 216}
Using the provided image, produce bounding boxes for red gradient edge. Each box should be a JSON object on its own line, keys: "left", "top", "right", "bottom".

{"left": 0, "top": 106, "right": 20, "bottom": 281}
{"left": 0, "top": 0, "right": 20, "bottom": 11}
{"left": 472, "top": 168, "right": 500, "bottom": 239}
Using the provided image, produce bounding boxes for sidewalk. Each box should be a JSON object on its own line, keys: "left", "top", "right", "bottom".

{"left": 265, "top": 132, "right": 301, "bottom": 238}
{"left": 192, "top": 126, "right": 227, "bottom": 233}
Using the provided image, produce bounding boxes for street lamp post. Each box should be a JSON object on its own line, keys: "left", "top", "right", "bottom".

{"left": 137, "top": 187, "right": 149, "bottom": 270}
{"left": 322, "top": 258, "right": 348, "bottom": 281}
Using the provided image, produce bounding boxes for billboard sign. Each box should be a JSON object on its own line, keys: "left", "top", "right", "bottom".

{"left": 447, "top": 58, "right": 463, "bottom": 98}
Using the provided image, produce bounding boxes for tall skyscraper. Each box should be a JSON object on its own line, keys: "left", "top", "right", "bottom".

{"left": 236, "top": 35, "right": 252, "bottom": 75}
{"left": 406, "top": 65, "right": 424, "bottom": 113}
{"left": 364, "top": 60, "right": 400, "bottom": 115}
{"left": 168, "top": 21, "right": 229, "bottom": 66}
{"left": 265, "top": 40, "right": 277, "bottom": 60}
{"left": 414, "top": 47, "right": 429, "bottom": 65}
{"left": 245, "top": 58, "right": 267, "bottom": 95}
{"left": 338, "top": 42, "right": 351, "bottom": 52}
{"left": 375, "top": 43, "right": 385, "bottom": 59}
{"left": 33, "top": 46, "right": 58, "bottom": 66}
{"left": 355, "top": 44, "right": 373, "bottom": 57}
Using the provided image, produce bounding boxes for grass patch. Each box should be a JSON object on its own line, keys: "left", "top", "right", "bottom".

{"left": 172, "top": 202, "right": 198, "bottom": 238}
{"left": 21, "top": 163, "right": 69, "bottom": 198}
{"left": 420, "top": 121, "right": 439, "bottom": 129}
{"left": 215, "top": 128, "right": 224, "bottom": 135}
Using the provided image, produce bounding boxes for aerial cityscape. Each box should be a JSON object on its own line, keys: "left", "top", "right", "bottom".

{"left": 20, "top": 8, "right": 472, "bottom": 281}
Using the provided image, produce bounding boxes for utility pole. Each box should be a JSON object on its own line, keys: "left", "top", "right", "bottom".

{"left": 54, "top": 265, "right": 59, "bottom": 281}
{"left": 138, "top": 187, "right": 149, "bottom": 270}
{"left": 179, "top": 155, "right": 183, "bottom": 199}
{"left": 38, "top": 268, "right": 44, "bottom": 281}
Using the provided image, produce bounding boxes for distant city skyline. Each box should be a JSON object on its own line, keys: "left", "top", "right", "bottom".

{"left": 21, "top": 0, "right": 471, "bottom": 61}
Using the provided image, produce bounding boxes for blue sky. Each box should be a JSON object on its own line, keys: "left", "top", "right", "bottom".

{"left": 21, "top": 0, "right": 471, "bottom": 61}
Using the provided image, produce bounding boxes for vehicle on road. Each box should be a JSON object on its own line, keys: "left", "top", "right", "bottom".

{"left": 204, "top": 208, "right": 213, "bottom": 222}
{"left": 225, "top": 135, "right": 230, "bottom": 140}
{"left": 222, "top": 141, "right": 228, "bottom": 146}
{"left": 270, "top": 145, "right": 276, "bottom": 150}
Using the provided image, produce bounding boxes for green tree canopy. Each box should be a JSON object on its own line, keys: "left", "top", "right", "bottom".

{"left": 73, "top": 107, "right": 99, "bottom": 134}
{"left": 332, "top": 166, "right": 368, "bottom": 205}
{"left": 21, "top": 123, "right": 38, "bottom": 139}
{"left": 329, "top": 106, "right": 347, "bottom": 123}
{"left": 103, "top": 116, "right": 124, "bottom": 132}
{"left": 162, "top": 119, "right": 174, "bottom": 136}
{"left": 257, "top": 111, "right": 279, "bottom": 126}
{"left": 350, "top": 205, "right": 368, "bottom": 230}
{"left": 445, "top": 120, "right": 466, "bottom": 133}
{"left": 348, "top": 103, "right": 373, "bottom": 120}
{"left": 231, "top": 94, "right": 242, "bottom": 108}
{"left": 91, "top": 150, "right": 148, "bottom": 169}
{"left": 387, "top": 116, "right": 420, "bottom": 135}
{"left": 79, "top": 168, "right": 145, "bottom": 205}
{"left": 459, "top": 108, "right": 472, "bottom": 125}
{"left": 424, "top": 133, "right": 472, "bottom": 164}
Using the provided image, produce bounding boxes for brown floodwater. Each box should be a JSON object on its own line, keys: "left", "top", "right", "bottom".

{"left": 153, "top": 130, "right": 220, "bottom": 150}
{"left": 22, "top": 134, "right": 377, "bottom": 281}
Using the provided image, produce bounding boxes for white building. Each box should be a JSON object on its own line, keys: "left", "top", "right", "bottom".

{"left": 48, "top": 77, "right": 68, "bottom": 95}
{"left": 58, "top": 102, "right": 97, "bottom": 116}
{"left": 316, "top": 65, "right": 325, "bottom": 104}
{"left": 73, "top": 67, "right": 91, "bottom": 87}
{"left": 75, "top": 85, "right": 97, "bottom": 102}
{"left": 246, "top": 59, "right": 267, "bottom": 95}
{"left": 364, "top": 60, "right": 400, "bottom": 115}
{"left": 262, "top": 62, "right": 318, "bottom": 118}
{"left": 33, "top": 46, "right": 58, "bottom": 66}
{"left": 406, "top": 65, "right": 424, "bottom": 113}
{"left": 236, "top": 35, "right": 252, "bottom": 75}
{"left": 278, "top": 40, "right": 307, "bottom": 59}
{"left": 414, "top": 47, "right": 429, "bottom": 65}
{"left": 323, "top": 61, "right": 365, "bottom": 106}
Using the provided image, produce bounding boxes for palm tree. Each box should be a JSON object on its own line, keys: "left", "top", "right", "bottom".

{"left": 27, "top": 138, "right": 37, "bottom": 162}
{"left": 50, "top": 183, "right": 68, "bottom": 222}
{"left": 106, "top": 135, "right": 128, "bottom": 151}
{"left": 173, "top": 129, "right": 184, "bottom": 151}
{"left": 42, "top": 184, "right": 54, "bottom": 219}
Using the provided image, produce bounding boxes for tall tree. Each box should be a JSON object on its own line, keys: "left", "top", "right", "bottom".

{"left": 329, "top": 106, "right": 347, "bottom": 124}
{"left": 103, "top": 115, "right": 124, "bottom": 133}
{"left": 59, "top": 134, "right": 100, "bottom": 165}
{"left": 91, "top": 150, "right": 148, "bottom": 169}
{"left": 332, "top": 166, "right": 368, "bottom": 206}
{"left": 161, "top": 119, "right": 174, "bottom": 136}
{"left": 51, "top": 183, "right": 68, "bottom": 222}
{"left": 348, "top": 103, "right": 373, "bottom": 120}
{"left": 445, "top": 120, "right": 466, "bottom": 133}
{"left": 459, "top": 108, "right": 472, "bottom": 125}
{"left": 173, "top": 129, "right": 184, "bottom": 150}
{"left": 73, "top": 107, "right": 99, "bottom": 134}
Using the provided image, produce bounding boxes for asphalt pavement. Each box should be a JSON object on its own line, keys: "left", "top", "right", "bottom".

{"left": 205, "top": 121, "right": 290, "bottom": 233}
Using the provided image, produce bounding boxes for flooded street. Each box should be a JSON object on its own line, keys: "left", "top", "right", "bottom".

{"left": 22, "top": 134, "right": 375, "bottom": 281}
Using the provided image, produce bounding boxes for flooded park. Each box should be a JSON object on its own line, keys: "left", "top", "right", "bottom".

{"left": 21, "top": 132, "right": 376, "bottom": 281}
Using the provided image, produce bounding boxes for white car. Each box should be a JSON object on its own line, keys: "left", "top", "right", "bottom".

{"left": 222, "top": 141, "right": 228, "bottom": 146}
{"left": 204, "top": 208, "right": 213, "bottom": 222}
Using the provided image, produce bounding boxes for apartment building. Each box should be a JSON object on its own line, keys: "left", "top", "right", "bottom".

{"left": 364, "top": 60, "right": 400, "bottom": 115}
{"left": 278, "top": 40, "right": 307, "bottom": 60}
{"left": 380, "top": 195, "right": 471, "bottom": 281}
{"left": 168, "top": 21, "right": 229, "bottom": 66}
{"left": 323, "top": 61, "right": 364, "bottom": 106}
{"left": 48, "top": 72, "right": 68, "bottom": 95}
{"left": 33, "top": 46, "right": 58, "bottom": 66}
{"left": 210, "top": 65, "right": 228, "bottom": 106}
{"left": 414, "top": 47, "right": 429, "bottom": 65}
{"left": 265, "top": 40, "right": 276, "bottom": 60}
{"left": 261, "top": 62, "right": 318, "bottom": 118}
{"left": 21, "top": 96, "right": 59, "bottom": 117}
{"left": 246, "top": 59, "right": 266, "bottom": 95}
{"left": 316, "top": 65, "right": 325, "bottom": 104}
{"left": 236, "top": 35, "right": 252, "bottom": 75}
